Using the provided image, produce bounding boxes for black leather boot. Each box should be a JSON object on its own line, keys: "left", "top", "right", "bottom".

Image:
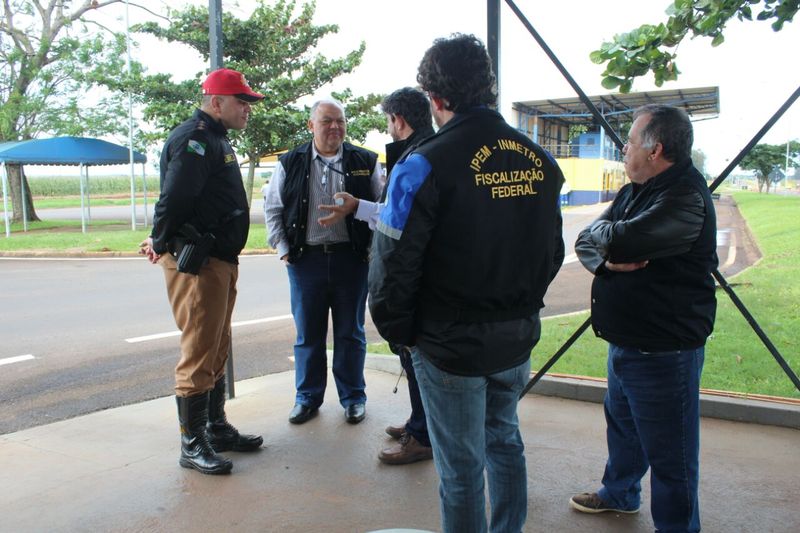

{"left": 176, "top": 393, "right": 233, "bottom": 475}
{"left": 206, "top": 376, "right": 263, "bottom": 452}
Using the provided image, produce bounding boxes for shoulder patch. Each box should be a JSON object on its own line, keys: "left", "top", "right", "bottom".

{"left": 224, "top": 153, "right": 236, "bottom": 164}
{"left": 187, "top": 139, "right": 206, "bottom": 156}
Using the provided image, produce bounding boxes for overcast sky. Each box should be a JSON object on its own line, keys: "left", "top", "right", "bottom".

{"left": 82, "top": 0, "right": 799, "bottom": 176}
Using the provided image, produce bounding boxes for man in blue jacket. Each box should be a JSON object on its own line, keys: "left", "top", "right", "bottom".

{"left": 369, "top": 34, "right": 564, "bottom": 533}
{"left": 572, "top": 104, "right": 717, "bottom": 533}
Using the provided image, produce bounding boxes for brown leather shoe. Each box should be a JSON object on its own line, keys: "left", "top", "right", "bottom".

{"left": 378, "top": 433, "right": 433, "bottom": 465}
{"left": 385, "top": 423, "right": 406, "bottom": 440}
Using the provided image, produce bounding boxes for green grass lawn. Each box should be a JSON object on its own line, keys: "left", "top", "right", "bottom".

{"left": 538, "top": 192, "right": 800, "bottom": 399}
{"left": 0, "top": 220, "right": 270, "bottom": 253}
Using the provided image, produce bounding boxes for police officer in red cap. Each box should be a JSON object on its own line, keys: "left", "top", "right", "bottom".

{"left": 140, "top": 68, "right": 264, "bottom": 475}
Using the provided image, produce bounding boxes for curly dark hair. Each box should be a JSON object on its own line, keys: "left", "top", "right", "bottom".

{"left": 633, "top": 104, "right": 693, "bottom": 163}
{"left": 416, "top": 33, "right": 497, "bottom": 112}
{"left": 381, "top": 87, "right": 432, "bottom": 132}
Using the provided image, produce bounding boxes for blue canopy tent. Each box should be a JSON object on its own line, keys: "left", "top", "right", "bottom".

{"left": 0, "top": 137, "right": 148, "bottom": 236}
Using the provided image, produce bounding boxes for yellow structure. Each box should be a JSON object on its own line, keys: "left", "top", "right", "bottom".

{"left": 513, "top": 86, "right": 719, "bottom": 205}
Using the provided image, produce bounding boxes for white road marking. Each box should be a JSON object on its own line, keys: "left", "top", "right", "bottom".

{"left": 125, "top": 314, "right": 293, "bottom": 343}
{"left": 563, "top": 253, "right": 578, "bottom": 265}
{"left": 0, "top": 354, "right": 35, "bottom": 366}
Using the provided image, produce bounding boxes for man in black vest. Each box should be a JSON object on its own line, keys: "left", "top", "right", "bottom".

{"left": 369, "top": 35, "right": 564, "bottom": 532}
{"left": 140, "top": 68, "right": 265, "bottom": 475}
{"left": 318, "top": 87, "right": 436, "bottom": 465}
{"left": 264, "top": 99, "right": 382, "bottom": 425}
{"left": 571, "top": 105, "right": 717, "bottom": 532}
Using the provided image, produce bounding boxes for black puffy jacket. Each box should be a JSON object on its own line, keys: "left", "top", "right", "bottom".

{"left": 575, "top": 159, "right": 718, "bottom": 351}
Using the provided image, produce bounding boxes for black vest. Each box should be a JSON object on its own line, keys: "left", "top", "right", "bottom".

{"left": 279, "top": 141, "right": 378, "bottom": 261}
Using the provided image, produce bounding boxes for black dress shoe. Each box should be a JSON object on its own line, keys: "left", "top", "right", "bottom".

{"left": 345, "top": 403, "right": 366, "bottom": 424}
{"left": 288, "top": 403, "right": 318, "bottom": 424}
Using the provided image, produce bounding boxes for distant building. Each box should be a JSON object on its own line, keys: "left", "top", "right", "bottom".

{"left": 512, "top": 86, "right": 719, "bottom": 206}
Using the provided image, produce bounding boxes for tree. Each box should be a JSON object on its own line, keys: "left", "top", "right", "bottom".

{"left": 0, "top": 0, "right": 138, "bottom": 222}
{"left": 692, "top": 148, "right": 709, "bottom": 179}
{"left": 591, "top": 0, "right": 798, "bottom": 92}
{"left": 739, "top": 141, "right": 799, "bottom": 193}
{"left": 133, "top": 0, "right": 385, "bottom": 205}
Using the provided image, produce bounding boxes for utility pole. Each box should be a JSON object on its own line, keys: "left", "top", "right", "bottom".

{"left": 208, "top": 0, "right": 234, "bottom": 397}
{"left": 487, "top": 0, "right": 501, "bottom": 108}
{"left": 209, "top": 0, "right": 223, "bottom": 70}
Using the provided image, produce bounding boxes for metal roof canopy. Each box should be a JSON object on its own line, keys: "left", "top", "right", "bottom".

{"left": 0, "top": 137, "right": 146, "bottom": 165}
{"left": 1, "top": 137, "right": 148, "bottom": 236}
{"left": 514, "top": 86, "right": 720, "bottom": 128}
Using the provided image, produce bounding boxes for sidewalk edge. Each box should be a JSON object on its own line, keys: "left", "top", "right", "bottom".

{"left": 364, "top": 353, "right": 800, "bottom": 430}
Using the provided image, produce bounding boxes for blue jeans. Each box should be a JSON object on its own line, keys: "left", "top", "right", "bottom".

{"left": 399, "top": 348, "right": 429, "bottom": 446}
{"left": 286, "top": 249, "right": 368, "bottom": 408}
{"left": 598, "top": 344, "right": 704, "bottom": 533}
{"left": 412, "top": 349, "right": 529, "bottom": 533}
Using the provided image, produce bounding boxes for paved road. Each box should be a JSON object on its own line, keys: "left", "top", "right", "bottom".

{"left": 1, "top": 198, "right": 749, "bottom": 435}
{"left": 35, "top": 199, "right": 270, "bottom": 226}
{"left": 0, "top": 255, "right": 298, "bottom": 434}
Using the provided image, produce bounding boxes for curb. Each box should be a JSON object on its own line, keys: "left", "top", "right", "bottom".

{"left": 364, "top": 353, "right": 800, "bottom": 430}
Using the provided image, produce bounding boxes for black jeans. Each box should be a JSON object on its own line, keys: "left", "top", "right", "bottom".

{"left": 399, "top": 348, "right": 430, "bottom": 446}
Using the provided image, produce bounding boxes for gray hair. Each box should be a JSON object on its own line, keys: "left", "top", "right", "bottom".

{"left": 633, "top": 104, "right": 693, "bottom": 162}
{"left": 310, "top": 98, "right": 346, "bottom": 120}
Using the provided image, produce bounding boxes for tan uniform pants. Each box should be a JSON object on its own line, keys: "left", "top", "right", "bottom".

{"left": 161, "top": 254, "right": 238, "bottom": 397}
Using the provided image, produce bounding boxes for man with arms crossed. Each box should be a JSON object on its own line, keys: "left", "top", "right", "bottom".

{"left": 571, "top": 104, "right": 717, "bottom": 533}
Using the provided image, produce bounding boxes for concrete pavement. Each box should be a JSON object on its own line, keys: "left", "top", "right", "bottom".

{"left": 2, "top": 358, "right": 799, "bottom": 533}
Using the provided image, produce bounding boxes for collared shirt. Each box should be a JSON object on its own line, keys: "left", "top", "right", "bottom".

{"left": 264, "top": 142, "right": 383, "bottom": 259}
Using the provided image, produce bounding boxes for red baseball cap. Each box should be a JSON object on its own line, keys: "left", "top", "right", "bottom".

{"left": 202, "top": 68, "right": 265, "bottom": 102}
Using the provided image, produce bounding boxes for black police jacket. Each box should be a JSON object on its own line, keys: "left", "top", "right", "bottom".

{"left": 575, "top": 159, "right": 718, "bottom": 351}
{"left": 151, "top": 109, "right": 249, "bottom": 263}
{"left": 369, "top": 107, "right": 565, "bottom": 376}
{"left": 278, "top": 141, "right": 378, "bottom": 262}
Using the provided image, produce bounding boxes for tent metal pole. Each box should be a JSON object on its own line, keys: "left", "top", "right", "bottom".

{"left": 142, "top": 165, "right": 149, "bottom": 228}
{"left": 79, "top": 164, "right": 87, "bottom": 234}
{"left": 129, "top": 164, "right": 136, "bottom": 230}
{"left": 86, "top": 167, "right": 91, "bottom": 223}
{"left": 1, "top": 163, "right": 10, "bottom": 237}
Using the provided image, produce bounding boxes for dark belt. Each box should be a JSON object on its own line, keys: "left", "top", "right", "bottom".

{"left": 304, "top": 242, "right": 352, "bottom": 254}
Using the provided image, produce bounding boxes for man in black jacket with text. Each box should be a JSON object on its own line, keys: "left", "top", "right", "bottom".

{"left": 369, "top": 35, "right": 564, "bottom": 533}
{"left": 571, "top": 104, "right": 717, "bottom": 533}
